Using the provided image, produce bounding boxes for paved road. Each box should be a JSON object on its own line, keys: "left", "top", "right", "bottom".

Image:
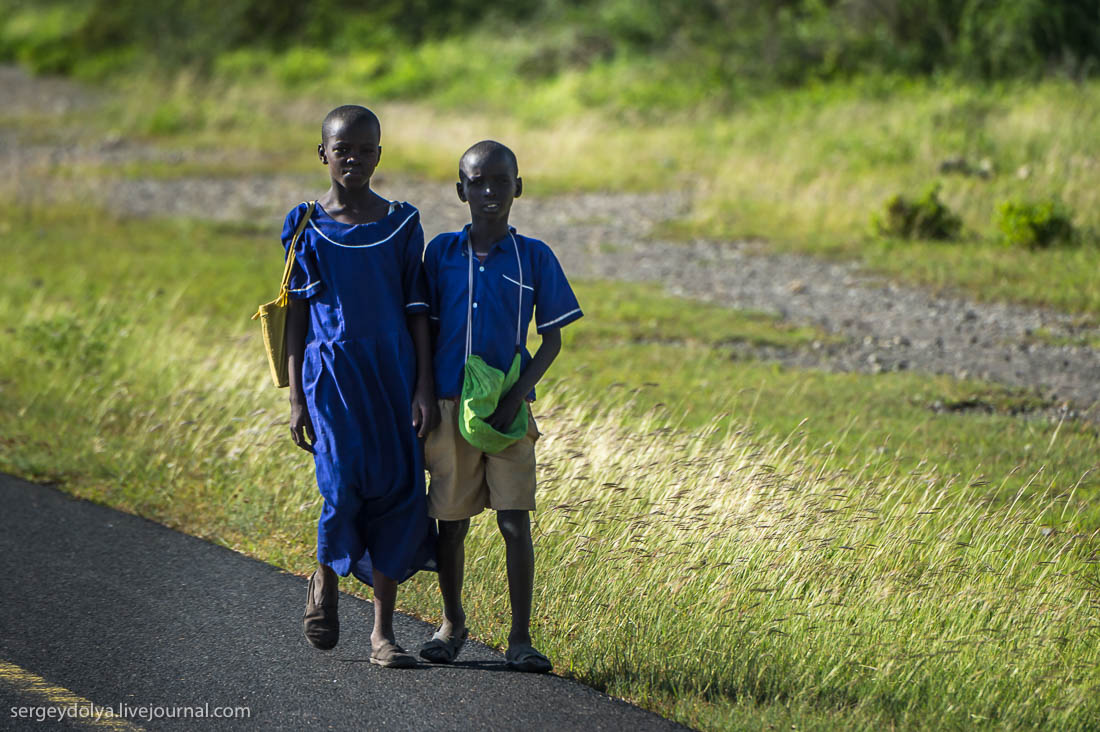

{"left": 0, "top": 473, "right": 688, "bottom": 731}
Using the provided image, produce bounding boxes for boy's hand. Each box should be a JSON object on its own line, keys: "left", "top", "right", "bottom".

{"left": 487, "top": 391, "right": 524, "bottom": 432}
{"left": 290, "top": 397, "right": 315, "bottom": 453}
{"left": 412, "top": 383, "right": 438, "bottom": 438}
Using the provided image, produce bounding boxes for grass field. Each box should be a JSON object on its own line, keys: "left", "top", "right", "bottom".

{"left": 1, "top": 197, "right": 1097, "bottom": 729}
{"left": 8, "top": 67, "right": 1100, "bottom": 320}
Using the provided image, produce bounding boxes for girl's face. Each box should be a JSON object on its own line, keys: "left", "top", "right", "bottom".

{"left": 318, "top": 120, "right": 381, "bottom": 190}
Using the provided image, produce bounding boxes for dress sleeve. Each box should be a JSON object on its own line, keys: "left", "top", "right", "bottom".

{"left": 422, "top": 234, "right": 442, "bottom": 323}
{"left": 533, "top": 243, "right": 583, "bottom": 332}
{"left": 282, "top": 203, "right": 323, "bottom": 300}
{"left": 401, "top": 207, "right": 429, "bottom": 314}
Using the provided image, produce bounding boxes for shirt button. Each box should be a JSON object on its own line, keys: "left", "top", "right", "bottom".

{"left": 473, "top": 302, "right": 478, "bottom": 309}
{"left": 479, "top": 266, "right": 485, "bottom": 272}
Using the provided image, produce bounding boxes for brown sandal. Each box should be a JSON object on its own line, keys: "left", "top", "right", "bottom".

{"left": 371, "top": 640, "right": 417, "bottom": 669}
{"left": 303, "top": 568, "right": 339, "bottom": 650}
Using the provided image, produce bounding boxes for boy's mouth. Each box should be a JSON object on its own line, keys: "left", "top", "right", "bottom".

{"left": 483, "top": 202, "right": 501, "bottom": 212}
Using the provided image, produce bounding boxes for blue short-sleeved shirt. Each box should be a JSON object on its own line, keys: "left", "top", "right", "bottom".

{"left": 423, "top": 225, "right": 582, "bottom": 400}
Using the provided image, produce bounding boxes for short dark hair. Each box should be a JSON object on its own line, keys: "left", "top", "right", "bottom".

{"left": 321, "top": 105, "right": 380, "bottom": 141}
{"left": 459, "top": 140, "right": 519, "bottom": 180}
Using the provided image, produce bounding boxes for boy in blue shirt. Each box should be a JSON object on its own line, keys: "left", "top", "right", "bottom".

{"left": 420, "top": 141, "right": 582, "bottom": 673}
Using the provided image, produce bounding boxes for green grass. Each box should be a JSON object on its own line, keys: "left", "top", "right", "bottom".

{"left": 1, "top": 199, "right": 1098, "bottom": 729}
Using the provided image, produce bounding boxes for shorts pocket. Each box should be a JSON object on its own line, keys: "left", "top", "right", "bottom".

{"left": 526, "top": 405, "right": 541, "bottom": 443}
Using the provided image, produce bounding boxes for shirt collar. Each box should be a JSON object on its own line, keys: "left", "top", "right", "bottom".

{"left": 459, "top": 224, "right": 518, "bottom": 256}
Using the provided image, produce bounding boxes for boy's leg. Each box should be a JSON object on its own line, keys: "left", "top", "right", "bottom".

{"left": 497, "top": 510, "right": 549, "bottom": 672}
{"left": 437, "top": 518, "right": 471, "bottom": 636}
{"left": 420, "top": 518, "right": 470, "bottom": 663}
{"left": 369, "top": 568, "right": 415, "bottom": 668}
{"left": 484, "top": 412, "right": 550, "bottom": 672}
{"left": 421, "top": 398, "right": 484, "bottom": 663}
{"left": 496, "top": 510, "right": 533, "bottom": 646}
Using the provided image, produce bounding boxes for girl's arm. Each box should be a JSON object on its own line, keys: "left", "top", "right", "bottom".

{"left": 408, "top": 312, "right": 439, "bottom": 437}
{"left": 287, "top": 299, "right": 315, "bottom": 452}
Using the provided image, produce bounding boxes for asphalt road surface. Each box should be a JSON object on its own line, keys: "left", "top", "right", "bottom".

{"left": 0, "top": 473, "right": 688, "bottom": 731}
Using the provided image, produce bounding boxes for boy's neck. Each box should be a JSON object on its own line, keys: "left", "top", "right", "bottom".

{"left": 468, "top": 217, "right": 511, "bottom": 255}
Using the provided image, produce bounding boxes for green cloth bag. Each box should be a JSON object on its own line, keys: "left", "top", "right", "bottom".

{"left": 458, "top": 352, "right": 528, "bottom": 453}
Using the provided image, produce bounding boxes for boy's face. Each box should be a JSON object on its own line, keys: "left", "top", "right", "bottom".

{"left": 318, "top": 119, "right": 381, "bottom": 189}
{"left": 457, "top": 151, "right": 522, "bottom": 222}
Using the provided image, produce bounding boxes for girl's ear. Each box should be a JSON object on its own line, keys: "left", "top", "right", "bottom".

{"left": 514, "top": 177, "right": 523, "bottom": 199}
{"left": 455, "top": 180, "right": 468, "bottom": 203}
{"left": 318, "top": 143, "right": 327, "bottom": 164}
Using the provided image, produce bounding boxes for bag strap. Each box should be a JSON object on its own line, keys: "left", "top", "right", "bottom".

{"left": 510, "top": 232, "right": 523, "bottom": 351}
{"left": 464, "top": 232, "right": 525, "bottom": 363}
{"left": 276, "top": 201, "right": 317, "bottom": 307}
{"left": 465, "top": 242, "right": 474, "bottom": 362}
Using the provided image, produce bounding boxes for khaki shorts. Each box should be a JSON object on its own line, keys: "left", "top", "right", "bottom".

{"left": 425, "top": 399, "right": 540, "bottom": 520}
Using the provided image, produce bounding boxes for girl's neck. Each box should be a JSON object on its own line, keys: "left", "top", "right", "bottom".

{"left": 320, "top": 185, "right": 388, "bottom": 225}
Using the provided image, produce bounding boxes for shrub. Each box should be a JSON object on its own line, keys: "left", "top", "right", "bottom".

{"left": 873, "top": 183, "right": 962, "bottom": 240}
{"left": 995, "top": 197, "right": 1077, "bottom": 249}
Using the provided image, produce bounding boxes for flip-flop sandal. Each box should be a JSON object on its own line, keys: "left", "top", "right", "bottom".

{"left": 419, "top": 627, "right": 469, "bottom": 664}
{"left": 302, "top": 569, "right": 339, "bottom": 650}
{"left": 371, "top": 641, "right": 417, "bottom": 669}
{"left": 505, "top": 644, "right": 552, "bottom": 674}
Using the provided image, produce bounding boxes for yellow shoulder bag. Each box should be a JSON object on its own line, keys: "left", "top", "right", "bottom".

{"left": 251, "top": 201, "right": 316, "bottom": 388}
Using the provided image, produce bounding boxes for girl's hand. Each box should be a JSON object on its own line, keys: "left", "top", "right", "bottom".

{"left": 290, "top": 398, "right": 316, "bottom": 453}
{"left": 412, "top": 384, "right": 438, "bottom": 438}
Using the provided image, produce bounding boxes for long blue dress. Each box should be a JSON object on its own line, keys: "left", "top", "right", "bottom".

{"left": 281, "top": 200, "right": 437, "bottom": 586}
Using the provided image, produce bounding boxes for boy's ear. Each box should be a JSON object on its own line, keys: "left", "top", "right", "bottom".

{"left": 377, "top": 144, "right": 382, "bottom": 161}
{"left": 514, "top": 177, "right": 523, "bottom": 199}
{"left": 318, "top": 143, "right": 327, "bottom": 164}
{"left": 455, "top": 180, "right": 468, "bottom": 203}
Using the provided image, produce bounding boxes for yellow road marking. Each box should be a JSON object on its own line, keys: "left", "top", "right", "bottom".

{"left": 0, "top": 660, "right": 142, "bottom": 731}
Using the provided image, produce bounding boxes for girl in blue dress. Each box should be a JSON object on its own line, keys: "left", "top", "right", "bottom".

{"left": 284, "top": 105, "right": 438, "bottom": 668}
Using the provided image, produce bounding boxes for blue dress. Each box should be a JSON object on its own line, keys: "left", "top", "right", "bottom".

{"left": 282, "top": 200, "right": 437, "bottom": 586}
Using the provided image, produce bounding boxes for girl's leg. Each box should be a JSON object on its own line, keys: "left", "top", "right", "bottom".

{"left": 317, "top": 562, "right": 337, "bottom": 585}
{"left": 436, "top": 518, "right": 471, "bottom": 637}
{"left": 303, "top": 563, "right": 339, "bottom": 650}
{"left": 370, "top": 569, "right": 399, "bottom": 648}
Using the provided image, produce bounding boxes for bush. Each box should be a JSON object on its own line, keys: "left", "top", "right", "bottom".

{"left": 873, "top": 183, "right": 962, "bottom": 240}
{"left": 995, "top": 197, "right": 1077, "bottom": 249}
{"left": 3, "top": 0, "right": 1100, "bottom": 86}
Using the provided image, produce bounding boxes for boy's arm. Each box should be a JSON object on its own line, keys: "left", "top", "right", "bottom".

{"left": 486, "top": 328, "right": 562, "bottom": 431}
{"left": 287, "top": 299, "right": 314, "bottom": 453}
{"left": 408, "top": 312, "right": 439, "bottom": 437}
